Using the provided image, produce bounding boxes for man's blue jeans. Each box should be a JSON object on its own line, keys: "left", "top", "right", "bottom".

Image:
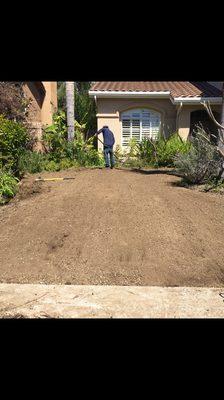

{"left": 104, "top": 146, "right": 115, "bottom": 168}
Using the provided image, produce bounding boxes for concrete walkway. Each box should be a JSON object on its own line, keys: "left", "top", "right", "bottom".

{"left": 0, "top": 284, "right": 224, "bottom": 318}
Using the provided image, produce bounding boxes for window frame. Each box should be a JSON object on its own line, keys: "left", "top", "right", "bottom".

{"left": 121, "top": 108, "right": 161, "bottom": 147}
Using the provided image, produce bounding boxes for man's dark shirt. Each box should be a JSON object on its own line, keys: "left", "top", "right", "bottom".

{"left": 97, "top": 127, "right": 115, "bottom": 147}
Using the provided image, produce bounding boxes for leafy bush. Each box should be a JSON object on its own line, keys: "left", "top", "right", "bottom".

{"left": 59, "top": 158, "right": 76, "bottom": 170}
{"left": 18, "top": 150, "right": 46, "bottom": 175}
{"left": 137, "top": 138, "right": 155, "bottom": 165}
{"left": 114, "top": 145, "right": 123, "bottom": 163}
{"left": 43, "top": 111, "right": 104, "bottom": 167}
{"left": 44, "top": 160, "right": 61, "bottom": 172}
{"left": 71, "top": 131, "right": 104, "bottom": 167}
{"left": 122, "top": 133, "right": 191, "bottom": 168}
{"left": 43, "top": 111, "right": 68, "bottom": 161}
{"left": 0, "top": 171, "right": 19, "bottom": 204}
{"left": 174, "top": 128, "right": 222, "bottom": 184}
{"left": 0, "top": 114, "right": 30, "bottom": 175}
{"left": 127, "top": 138, "right": 139, "bottom": 158}
{"left": 155, "top": 133, "right": 191, "bottom": 167}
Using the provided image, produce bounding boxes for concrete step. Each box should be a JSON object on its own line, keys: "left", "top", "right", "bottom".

{"left": 0, "top": 283, "right": 224, "bottom": 318}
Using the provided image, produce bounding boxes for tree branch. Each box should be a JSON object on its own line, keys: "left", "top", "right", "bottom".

{"left": 201, "top": 101, "right": 224, "bottom": 130}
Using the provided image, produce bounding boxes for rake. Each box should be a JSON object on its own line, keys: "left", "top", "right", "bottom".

{"left": 35, "top": 177, "right": 76, "bottom": 182}
{"left": 88, "top": 135, "right": 120, "bottom": 162}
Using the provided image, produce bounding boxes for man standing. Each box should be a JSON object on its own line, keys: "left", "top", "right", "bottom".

{"left": 95, "top": 126, "right": 115, "bottom": 169}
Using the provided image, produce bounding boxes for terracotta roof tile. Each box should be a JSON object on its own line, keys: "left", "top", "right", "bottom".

{"left": 90, "top": 82, "right": 222, "bottom": 98}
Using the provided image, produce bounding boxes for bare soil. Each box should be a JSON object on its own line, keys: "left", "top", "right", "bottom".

{"left": 1, "top": 168, "right": 224, "bottom": 287}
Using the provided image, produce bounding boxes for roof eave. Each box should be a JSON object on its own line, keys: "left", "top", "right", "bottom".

{"left": 89, "top": 90, "right": 171, "bottom": 98}
{"left": 172, "top": 97, "right": 222, "bottom": 105}
{"left": 89, "top": 90, "right": 222, "bottom": 105}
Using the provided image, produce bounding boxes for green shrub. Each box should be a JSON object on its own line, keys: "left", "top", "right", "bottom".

{"left": 174, "top": 128, "right": 222, "bottom": 184}
{"left": 156, "top": 133, "right": 191, "bottom": 167}
{"left": 43, "top": 112, "right": 103, "bottom": 167}
{"left": 59, "top": 158, "right": 76, "bottom": 170}
{"left": 123, "top": 133, "right": 191, "bottom": 168}
{"left": 44, "top": 160, "right": 60, "bottom": 172}
{"left": 0, "top": 114, "right": 30, "bottom": 175}
{"left": 114, "top": 145, "right": 123, "bottom": 164}
{"left": 122, "top": 158, "right": 145, "bottom": 169}
{"left": 0, "top": 171, "right": 19, "bottom": 204}
{"left": 137, "top": 138, "right": 155, "bottom": 165}
{"left": 18, "top": 151, "right": 46, "bottom": 175}
{"left": 127, "top": 138, "right": 138, "bottom": 157}
{"left": 43, "top": 110, "right": 67, "bottom": 159}
{"left": 68, "top": 129, "right": 103, "bottom": 167}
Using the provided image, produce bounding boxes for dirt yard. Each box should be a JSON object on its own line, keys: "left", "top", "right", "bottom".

{"left": 1, "top": 168, "right": 224, "bottom": 287}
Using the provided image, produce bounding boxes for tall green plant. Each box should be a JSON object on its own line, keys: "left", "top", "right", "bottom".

{"left": 156, "top": 133, "right": 191, "bottom": 167}
{"left": 43, "top": 111, "right": 68, "bottom": 161}
{"left": 135, "top": 133, "right": 191, "bottom": 167}
{"left": 43, "top": 111, "right": 103, "bottom": 167}
{"left": 137, "top": 138, "right": 156, "bottom": 164}
{"left": 0, "top": 171, "right": 19, "bottom": 204}
{"left": 0, "top": 114, "right": 30, "bottom": 175}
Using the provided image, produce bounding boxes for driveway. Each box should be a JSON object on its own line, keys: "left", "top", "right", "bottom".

{"left": 0, "top": 168, "right": 224, "bottom": 287}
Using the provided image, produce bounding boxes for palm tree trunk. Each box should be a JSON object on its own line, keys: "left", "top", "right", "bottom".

{"left": 66, "top": 82, "right": 75, "bottom": 141}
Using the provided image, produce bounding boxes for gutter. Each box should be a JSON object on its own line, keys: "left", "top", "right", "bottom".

{"left": 89, "top": 90, "right": 171, "bottom": 98}
{"left": 89, "top": 91, "right": 222, "bottom": 105}
{"left": 172, "top": 97, "right": 222, "bottom": 105}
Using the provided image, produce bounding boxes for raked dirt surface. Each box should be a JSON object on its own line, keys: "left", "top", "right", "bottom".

{"left": 0, "top": 168, "right": 224, "bottom": 287}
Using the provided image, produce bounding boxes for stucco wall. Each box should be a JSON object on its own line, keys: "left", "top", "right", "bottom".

{"left": 23, "top": 83, "right": 43, "bottom": 123}
{"left": 96, "top": 98, "right": 222, "bottom": 148}
{"left": 96, "top": 98, "right": 177, "bottom": 150}
{"left": 23, "top": 82, "right": 57, "bottom": 126}
{"left": 23, "top": 82, "right": 58, "bottom": 151}
{"left": 41, "top": 82, "right": 58, "bottom": 126}
{"left": 178, "top": 105, "right": 222, "bottom": 140}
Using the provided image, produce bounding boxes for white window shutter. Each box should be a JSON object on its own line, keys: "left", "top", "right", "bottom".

{"left": 121, "top": 109, "right": 161, "bottom": 147}
{"left": 122, "top": 118, "right": 131, "bottom": 146}
{"left": 132, "top": 119, "right": 141, "bottom": 142}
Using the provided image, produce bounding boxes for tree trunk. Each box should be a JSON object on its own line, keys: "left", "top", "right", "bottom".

{"left": 66, "top": 82, "right": 75, "bottom": 141}
{"left": 201, "top": 84, "right": 224, "bottom": 180}
{"left": 219, "top": 82, "right": 224, "bottom": 178}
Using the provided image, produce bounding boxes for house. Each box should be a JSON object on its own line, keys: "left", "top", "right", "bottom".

{"left": 89, "top": 82, "right": 223, "bottom": 151}
{"left": 23, "top": 82, "right": 58, "bottom": 150}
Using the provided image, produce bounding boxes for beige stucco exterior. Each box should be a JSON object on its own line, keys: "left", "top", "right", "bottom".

{"left": 41, "top": 82, "right": 58, "bottom": 126}
{"left": 23, "top": 82, "right": 57, "bottom": 150}
{"left": 178, "top": 104, "right": 222, "bottom": 140}
{"left": 95, "top": 97, "right": 222, "bottom": 149}
{"left": 96, "top": 98, "right": 177, "bottom": 150}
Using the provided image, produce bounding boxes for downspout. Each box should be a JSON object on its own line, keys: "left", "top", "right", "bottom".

{"left": 176, "top": 102, "right": 183, "bottom": 134}
{"left": 94, "top": 95, "right": 98, "bottom": 149}
{"left": 94, "top": 95, "right": 98, "bottom": 131}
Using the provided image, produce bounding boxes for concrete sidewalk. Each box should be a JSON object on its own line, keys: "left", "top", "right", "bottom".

{"left": 0, "top": 283, "right": 224, "bottom": 318}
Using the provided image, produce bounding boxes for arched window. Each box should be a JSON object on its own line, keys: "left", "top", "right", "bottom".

{"left": 121, "top": 108, "right": 161, "bottom": 147}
